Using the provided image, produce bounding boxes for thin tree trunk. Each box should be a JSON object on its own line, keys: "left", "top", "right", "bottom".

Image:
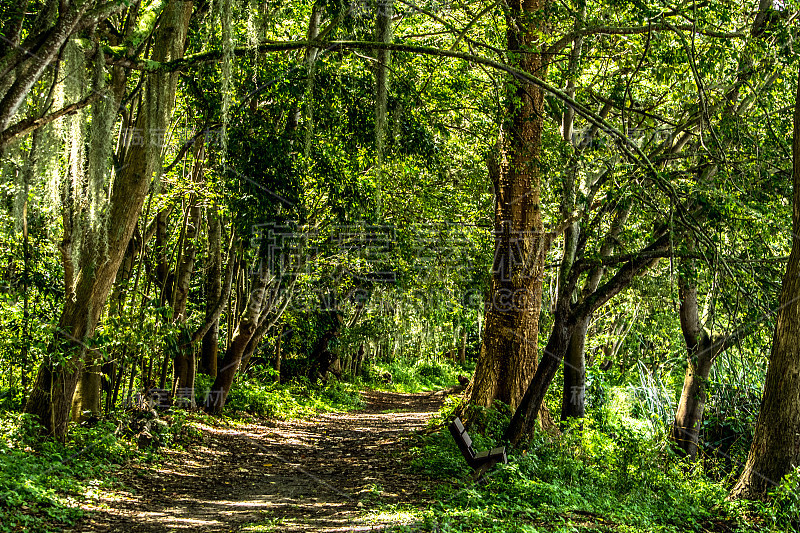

{"left": 355, "top": 342, "right": 365, "bottom": 378}
{"left": 560, "top": 203, "right": 630, "bottom": 422}
{"left": 171, "top": 142, "right": 205, "bottom": 406}
{"left": 374, "top": 0, "right": 392, "bottom": 167}
{"left": 200, "top": 206, "right": 223, "bottom": 376}
{"left": 274, "top": 324, "right": 284, "bottom": 383}
{"left": 206, "top": 261, "right": 273, "bottom": 414}
{"left": 560, "top": 314, "right": 589, "bottom": 421}
{"left": 458, "top": 327, "right": 467, "bottom": 365}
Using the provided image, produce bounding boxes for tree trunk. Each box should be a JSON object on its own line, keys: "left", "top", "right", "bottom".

{"left": 560, "top": 313, "right": 589, "bottom": 421}
{"left": 354, "top": 342, "right": 365, "bottom": 378}
{"left": 171, "top": 142, "right": 204, "bottom": 406}
{"left": 670, "top": 335, "right": 715, "bottom": 461}
{"left": 24, "top": 0, "right": 194, "bottom": 439}
{"left": 274, "top": 324, "right": 284, "bottom": 383}
{"left": 506, "top": 290, "right": 576, "bottom": 444}
{"left": 463, "top": 0, "right": 549, "bottom": 414}
{"left": 559, "top": 200, "right": 630, "bottom": 423}
{"left": 729, "top": 64, "right": 800, "bottom": 500}
{"left": 669, "top": 269, "right": 713, "bottom": 460}
{"left": 71, "top": 360, "right": 101, "bottom": 421}
{"left": 205, "top": 262, "right": 273, "bottom": 414}
{"left": 374, "top": 0, "right": 393, "bottom": 167}
{"left": 458, "top": 327, "right": 467, "bottom": 365}
{"left": 506, "top": 233, "right": 668, "bottom": 445}
{"left": 200, "top": 206, "right": 223, "bottom": 376}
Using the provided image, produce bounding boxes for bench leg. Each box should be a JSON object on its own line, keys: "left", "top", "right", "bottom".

{"left": 472, "top": 460, "right": 497, "bottom": 483}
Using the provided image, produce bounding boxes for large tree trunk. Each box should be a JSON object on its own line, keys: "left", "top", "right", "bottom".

{"left": 70, "top": 360, "right": 101, "bottom": 421}
{"left": 729, "top": 65, "right": 800, "bottom": 500}
{"left": 24, "top": 0, "right": 194, "bottom": 439}
{"left": 506, "top": 288, "right": 577, "bottom": 444}
{"left": 463, "top": 0, "right": 548, "bottom": 414}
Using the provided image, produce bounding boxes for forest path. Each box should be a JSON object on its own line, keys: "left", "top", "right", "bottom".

{"left": 76, "top": 389, "right": 449, "bottom": 532}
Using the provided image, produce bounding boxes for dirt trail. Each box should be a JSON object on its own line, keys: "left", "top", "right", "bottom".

{"left": 75, "top": 390, "right": 450, "bottom": 532}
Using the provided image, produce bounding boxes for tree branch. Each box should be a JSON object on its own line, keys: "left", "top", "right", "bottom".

{"left": 0, "top": 92, "right": 101, "bottom": 148}
{"left": 545, "top": 23, "right": 745, "bottom": 58}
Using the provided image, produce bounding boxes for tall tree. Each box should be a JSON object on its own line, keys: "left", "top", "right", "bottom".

{"left": 463, "top": 0, "right": 549, "bottom": 414}
{"left": 171, "top": 141, "right": 206, "bottom": 405}
{"left": 24, "top": 0, "right": 194, "bottom": 439}
{"left": 729, "top": 64, "right": 800, "bottom": 500}
{"left": 200, "top": 206, "right": 224, "bottom": 377}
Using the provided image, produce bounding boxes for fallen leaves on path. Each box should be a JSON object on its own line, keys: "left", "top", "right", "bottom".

{"left": 74, "top": 390, "right": 450, "bottom": 532}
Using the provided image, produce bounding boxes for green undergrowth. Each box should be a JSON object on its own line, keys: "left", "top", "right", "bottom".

{"left": 366, "top": 357, "right": 472, "bottom": 393}
{"left": 221, "top": 376, "right": 365, "bottom": 418}
{"left": 0, "top": 408, "right": 213, "bottom": 532}
{"left": 399, "top": 404, "right": 800, "bottom": 533}
{"left": 0, "top": 413, "right": 132, "bottom": 532}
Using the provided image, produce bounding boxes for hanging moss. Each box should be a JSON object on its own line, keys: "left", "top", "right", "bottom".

{"left": 246, "top": 0, "right": 261, "bottom": 49}
{"left": 86, "top": 48, "right": 116, "bottom": 231}
{"left": 219, "top": 0, "right": 234, "bottom": 160}
{"left": 61, "top": 38, "right": 89, "bottom": 269}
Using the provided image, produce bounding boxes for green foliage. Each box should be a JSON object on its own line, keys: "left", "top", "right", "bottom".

{"left": 0, "top": 413, "right": 134, "bottom": 532}
{"left": 225, "top": 378, "right": 363, "bottom": 418}
{"left": 397, "top": 389, "right": 800, "bottom": 533}
{"left": 404, "top": 402, "right": 793, "bottom": 533}
{"left": 365, "top": 357, "right": 469, "bottom": 393}
{"left": 749, "top": 467, "right": 800, "bottom": 532}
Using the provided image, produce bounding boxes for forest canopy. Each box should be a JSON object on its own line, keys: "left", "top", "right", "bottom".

{"left": 1, "top": 0, "right": 800, "bottom": 531}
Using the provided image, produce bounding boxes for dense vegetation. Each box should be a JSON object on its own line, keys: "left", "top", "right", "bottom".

{"left": 1, "top": 0, "right": 800, "bottom": 530}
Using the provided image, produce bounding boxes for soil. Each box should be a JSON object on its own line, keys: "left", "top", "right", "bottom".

{"left": 73, "top": 389, "right": 453, "bottom": 532}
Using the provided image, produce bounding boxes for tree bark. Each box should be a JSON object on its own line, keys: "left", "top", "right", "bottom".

{"left": 463, "top": 0, "right": 549, "bottom": 415}
{"left": 374, "top": 0, "right": 392, "bottom": 167}
{"left": 506, "top": 233, "right": 668, "bottom": 445}
{"left": 24, "top": 0, "right": 194, "bottom": 439}
{"left": 70, "top": 360, "right": 101, "bottom": 421}
{"left": 205, "top": 261, "right": 273, "bottom": 414}
{"left": 729, "top": 64, "right": 800, "bottom": 500}
{"left": 669, "top": 264, "right": 715, "bottom": 460}
{"left": 200, "top": 206, "right": 223, "bottom": 376}
{"left": 274, "top": 324, "right": 284, "bottom": 383}
{"left": 171, "top": 141, "right": 205, "bottom": 406}
{"left": 458, "top": 327, "right": 467, "bottom": 365}
{"left": 560, "top": 313, "right": 589, "bottom": 420}
{"left": 560, "top": 203, "right": 630, "bottom": 422}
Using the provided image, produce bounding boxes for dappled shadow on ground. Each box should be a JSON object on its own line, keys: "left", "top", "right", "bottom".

{"left": 74, "top": 389, "right": 449, "bottom": 532}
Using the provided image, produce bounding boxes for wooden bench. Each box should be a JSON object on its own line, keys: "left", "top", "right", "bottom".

{"left": 448, "top": 417, "right": 507, "bottom": 480}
